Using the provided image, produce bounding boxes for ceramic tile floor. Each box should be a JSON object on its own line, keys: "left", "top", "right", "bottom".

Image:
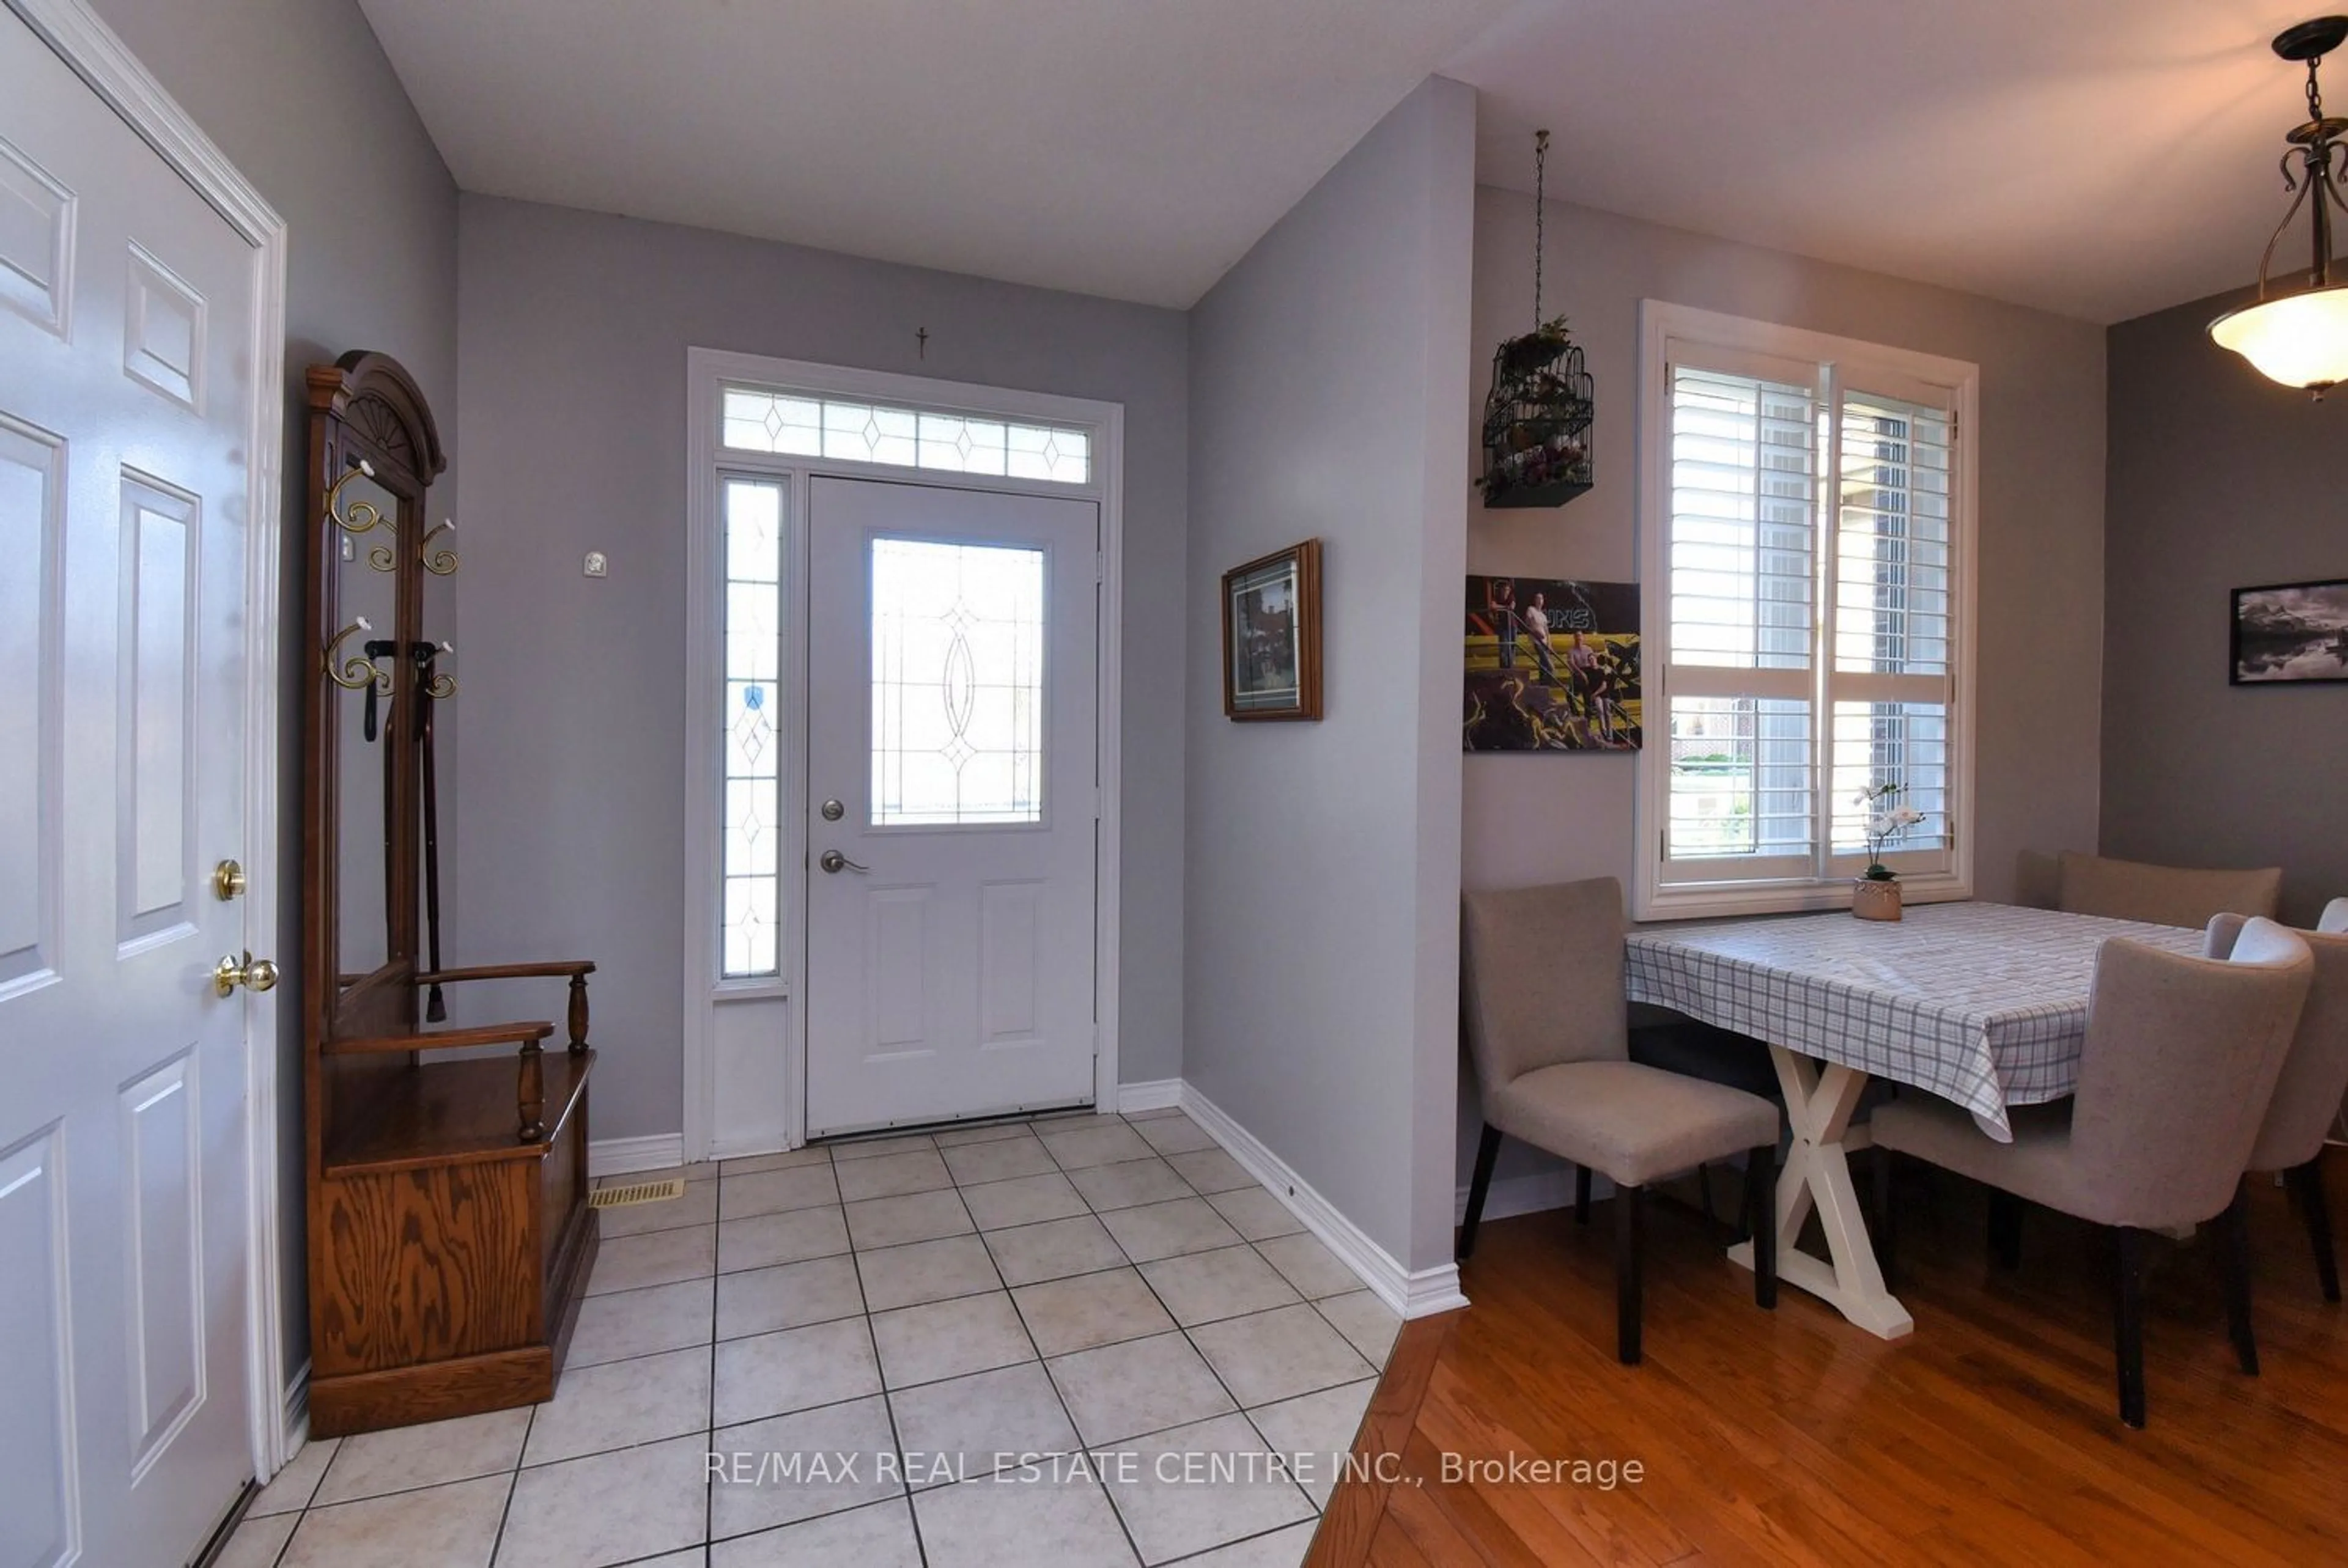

{"left": 224, "top": 1108, "right": 1400, "bottom": 1568}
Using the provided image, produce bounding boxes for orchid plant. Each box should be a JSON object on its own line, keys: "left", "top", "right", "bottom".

{"left": 1855, "top": 782, "right": 1926, "bottom": 880}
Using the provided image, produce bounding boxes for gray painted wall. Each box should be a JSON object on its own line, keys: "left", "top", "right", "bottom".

{"left": 2103, "top": 286, "right": 2348, "bottom": 925}
{"left": 86, "top": 0, "right": 460, "bottom": 1382}
{"left": 1186, "top": 77, "right": 1476, "bottom": 1275}
{"left": 1461, "top": 187, "right": 2110, "bottom": 1196}
{"left": 451, "top": 196, "right": 1189, "bottom": 1139}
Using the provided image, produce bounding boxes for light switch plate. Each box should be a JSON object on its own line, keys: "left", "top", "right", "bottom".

{"left": 584, "top": 550, "right": 608, "bottom": 578}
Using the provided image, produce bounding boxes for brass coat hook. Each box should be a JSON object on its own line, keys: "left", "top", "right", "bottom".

{"left": 423, "top": 639, "right": 457, "bottom": 701}
{"left": 421, "top": 518, "right": 458, "bottom": 576}
{"left": 323, "top": 616, "right": 387, "bottom": 691}
{"left": 325, "top": 457, "right": 398, "bottom": 570}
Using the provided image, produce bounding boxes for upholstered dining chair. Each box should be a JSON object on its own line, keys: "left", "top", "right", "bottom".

{"left": 2330, "top": 903, "right": 2348, "bottom": 1149}
{"left": 1458, "top": 877, "right": 1781, "bottom": 1364}
{"left": 1627, "top": 1013, "right": 1781, "bottom": 1240}
{"left": 2015, "top": 848, "right": 2062, "bottom": 910}
{"left": 2207, "top": 911, "right": 2348, "bottom": 1301}
{"left": 1870, "top": 918, "right": 2313, "bottom": 1427}
{"left": 2055, "top": 850, "right": 2283, "bottom": 928}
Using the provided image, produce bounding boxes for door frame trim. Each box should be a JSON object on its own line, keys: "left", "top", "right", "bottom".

{"left": 6, "top": 0, "right": 293, "bottom": 1482}
{"left": 682, "top": 348, "right": 1125, "bottom": 1157}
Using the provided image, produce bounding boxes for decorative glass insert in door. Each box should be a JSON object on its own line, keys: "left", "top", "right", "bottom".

{"left": 869, "top": 537, "right": 1046, "bottom": 826}
{"left": 722, "top": 477, "right": 784, "bottom": 977}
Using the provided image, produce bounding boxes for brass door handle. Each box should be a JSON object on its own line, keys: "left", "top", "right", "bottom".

{"left": 818, "top": 850, "right": 869, "bottom": 875}
{"left": 214, "top": 951, "right": 279, "bottom": 997}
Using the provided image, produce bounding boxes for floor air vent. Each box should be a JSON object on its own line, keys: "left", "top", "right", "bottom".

{"left": 590, "top": 1177, "right": 687, "bottom": 1209}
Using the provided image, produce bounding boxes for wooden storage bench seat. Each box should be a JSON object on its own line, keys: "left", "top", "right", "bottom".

{"left": 300, "top": 352, "right": 602, "bottom": 1435}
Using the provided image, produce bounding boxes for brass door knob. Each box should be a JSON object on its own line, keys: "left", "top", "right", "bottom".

{"left": 212, "top": 859, "right": 248, "bottom": 900}
{"left": 214, "top": 951, "right": 279, "bottom": 997}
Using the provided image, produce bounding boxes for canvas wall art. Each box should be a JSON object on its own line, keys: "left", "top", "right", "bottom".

{"left": 2232, "top": 578, "right": 2348, "bottom": 684}
{"left": 1464, "top": 575, "right": 1641, "bottom": 751}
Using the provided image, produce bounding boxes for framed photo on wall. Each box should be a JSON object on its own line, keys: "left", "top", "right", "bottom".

{"left": 1222, "top": 539, "right": 1323, "bottom": 720}
{"left": 2231, "top": 578, "right": 2348, "bottom": 685}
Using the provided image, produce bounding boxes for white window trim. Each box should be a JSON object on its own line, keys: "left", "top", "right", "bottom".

{"left": 1632, "top": 300, "right": 1979, "bottom": 922}
{"left": 683, "top": 348, "right": 1126, "bottom": 1159}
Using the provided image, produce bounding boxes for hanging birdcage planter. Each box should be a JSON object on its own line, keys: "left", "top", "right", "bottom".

{"left": 1479, "top": 131, "right": 1595, "bottom": 509}
{"left": 1481, "top": 317, "right": 1593, "bottom": 507}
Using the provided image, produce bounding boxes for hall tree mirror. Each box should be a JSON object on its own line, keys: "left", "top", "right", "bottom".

{"left": 414, "top": 476, "right": 459, "bottom": 1017}
{"left": 327, "top": 460, "right": 401, "bottom": 985}
{"left": 300, "top": 350, "right": 601, "bottom": 1437}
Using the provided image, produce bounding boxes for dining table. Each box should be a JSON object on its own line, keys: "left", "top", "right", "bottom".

{"left": 1623, "top": 900, "right": 2207, "bottom": 1339}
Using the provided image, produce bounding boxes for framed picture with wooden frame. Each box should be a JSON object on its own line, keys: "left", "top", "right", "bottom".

{"left": 1222, "top": 539, "right": 1323, "bottom": 720}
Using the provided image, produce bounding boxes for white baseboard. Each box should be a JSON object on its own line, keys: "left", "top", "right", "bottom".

{"left": 1115, "top": 1078, "right": 1183, "bottom": 1114}
{"left": 586, "top": 1089, "right": 1484, "bottom": 1321}
{"left": 589, "top": 1133, "right": 687, "bottom": 1179}
{"left": 1179, "top": 1086, "right": 1469, "bottom": 1319}
{"left": 1396, "top": 1260, "right": 1471, "bottom": 1316}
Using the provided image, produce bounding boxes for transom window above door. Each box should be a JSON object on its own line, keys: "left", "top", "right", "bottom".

{"left": 721, "top": 385, "right": 1091, "bottom": 484}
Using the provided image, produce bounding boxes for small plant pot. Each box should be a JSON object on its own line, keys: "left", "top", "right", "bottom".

{"left": 1500, "top": 334, "right": 1562, "bottom": 375}
{"left": 1852, "top": 877, "right": 1903, "bottom": 922}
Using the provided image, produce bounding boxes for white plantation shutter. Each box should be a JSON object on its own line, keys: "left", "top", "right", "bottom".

{"left": 1827, "top": 388, "right": 1955, "bottom": 869}
{"left": 1666, "top": 366, "right": 1815, "bottom": 671}
{"left": 1637, "top": 303, "right": 1975, "bottom": 918}
{"left": 1662, "top": 360, "right": 1819, "bottom": 880}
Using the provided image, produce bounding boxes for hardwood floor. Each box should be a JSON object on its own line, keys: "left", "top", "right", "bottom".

{"left": 1311, "top": 1149, "right": 2348, "bottom": 1566}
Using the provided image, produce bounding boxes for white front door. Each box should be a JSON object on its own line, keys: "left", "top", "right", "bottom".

{"left": 804, "top": 476, "right": 1099, "bottom": 1135}
{"left": 0, "top": 8, "right": 261, "bottom": 1565}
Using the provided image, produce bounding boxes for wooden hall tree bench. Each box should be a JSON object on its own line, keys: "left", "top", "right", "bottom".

{"left": 300, "top": 351, "right": 600, "bottom": 1437}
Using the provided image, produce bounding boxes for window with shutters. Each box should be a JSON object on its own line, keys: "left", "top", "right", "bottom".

{"left": 1633, "top": 302, "right": 1977, "bottom": 919}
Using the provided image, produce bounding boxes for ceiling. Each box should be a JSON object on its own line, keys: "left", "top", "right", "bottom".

{"left": 1447, "top": 0, "right": 2338, "bottom": 324}
{"left": 354, "top": 0, "right": 1522, "bottom": 309}
{"left": 360, "top": 0, "right": 2340, "bottom": 323}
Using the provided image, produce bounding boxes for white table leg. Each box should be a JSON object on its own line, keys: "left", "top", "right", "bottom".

{"left": 1725, "top": 1048, "right": 1914, "bottom": 1340}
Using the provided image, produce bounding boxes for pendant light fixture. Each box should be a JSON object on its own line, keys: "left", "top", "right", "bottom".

{"left": 2209, "top": 16, "right": 2348, "bottom": 396}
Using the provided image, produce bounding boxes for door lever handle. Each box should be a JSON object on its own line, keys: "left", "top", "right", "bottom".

{"left": 818, "top": 850, "right": 869, "bottom": 875}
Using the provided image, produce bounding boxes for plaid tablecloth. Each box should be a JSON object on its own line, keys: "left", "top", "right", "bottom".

{"left": 1623, "top": 902, "right": 2207, "bottom": 1136}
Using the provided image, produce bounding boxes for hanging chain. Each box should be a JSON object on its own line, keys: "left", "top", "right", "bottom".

{"left": 2317, "top": 53, "right": 2344, "bottom": 290}
{"left": 1532, "top": 129, "right": 1549, "bottom": 330}
{"left": 2318, "top": 53, "right": 2344, "bottom": 196}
